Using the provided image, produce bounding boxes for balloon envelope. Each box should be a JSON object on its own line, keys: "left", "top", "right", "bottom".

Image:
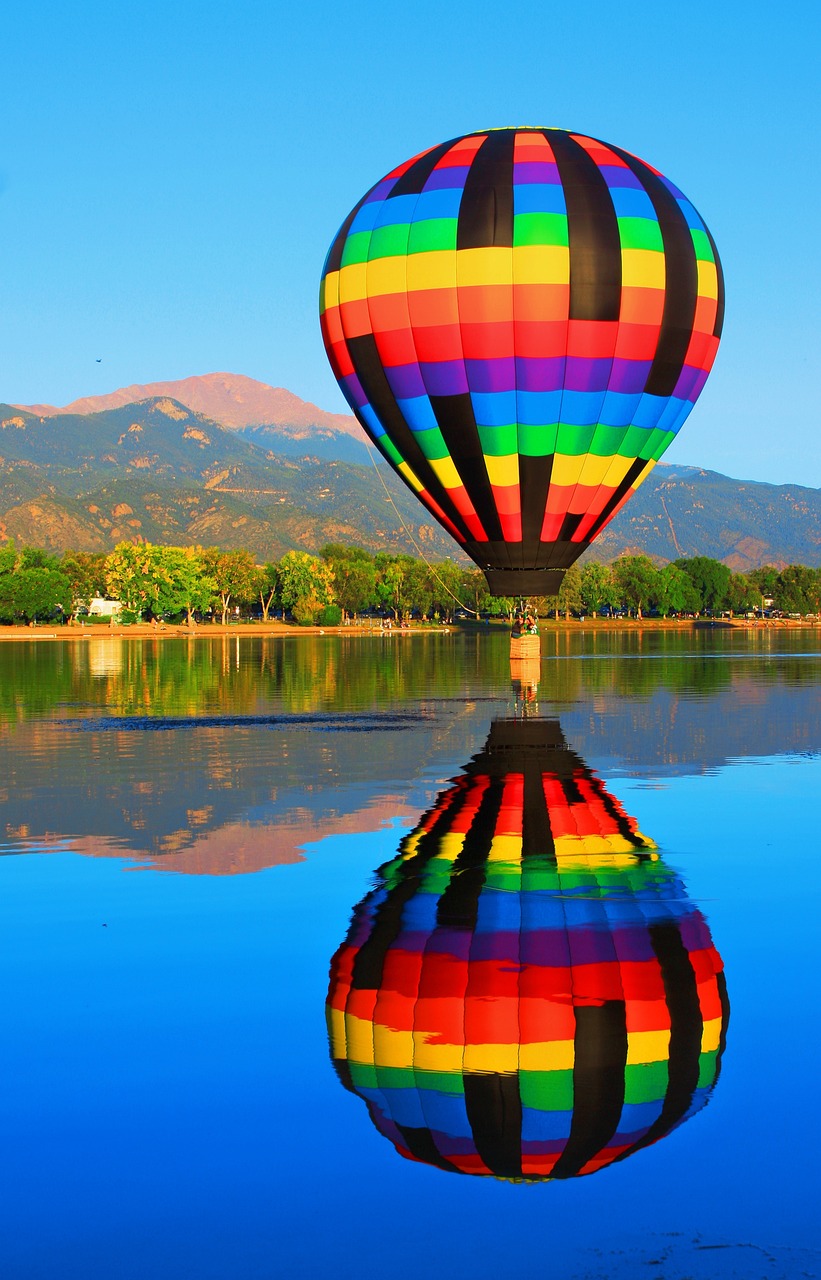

{"left": 327, "top": 719, "right": 728, "bottom": 1179}
{"left": 320, "top": 129, "right": 724, "bottom": 596}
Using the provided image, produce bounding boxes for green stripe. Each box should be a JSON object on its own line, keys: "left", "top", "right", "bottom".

{"left": 513, "top": 212, "right": 569, "bottom": 247}
{"left": 368, "top": 223, "right": 410, "bottom": 260}
{"left": 477, "top": 423, "right": 519, "bottom": 456}
{"left": 691, "top": 228, "right": 714, "bottom": 262}
{"left": 624, "top": 1060, "right": 668, "bottom": 1104}
{"left": 520, "top": 1069, "right": 574, "bottom": 1111}
{"left": 413, "top": 426, "right": 451, "bottom": 461}
{"left": 408, "top": 218, "right": 458, "bottom": 254}
{"left": 618, "top": 217, "right": 664, "bottom": 252}
{"left": 518, "top": 422, "right": 558, "bottom": 456}
{"left": 340, "top": 230, "right": 372, "bottom": 267}
{"left": 697, "top": 1049, "right": 719, "bottom": 1089}
{"left": 380, "top": 437, "right": 404, "bottom": 468}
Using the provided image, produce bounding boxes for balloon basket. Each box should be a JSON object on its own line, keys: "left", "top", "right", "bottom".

{"left": 510, "top": 633, "right": 540, "bottom": 661}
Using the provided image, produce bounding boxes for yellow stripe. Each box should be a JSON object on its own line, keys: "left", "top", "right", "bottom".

{"left": 331, "top": 244, "right": 571, "bottom": 304}
{"left": 701, "top": 1016, "right": 722, "bottom": 1053}
{"left": 430, "top": 455, "right": 463, "bottom": 489}
{"left": 487, "top": 833, "right": 522, "bottom": 862}
{"left": 372, "top": 1023, "right": 416, "bottom": 1069}
{"left": 548, "top": 453, "right": 587, "bottom": 487}
{"left": 463, "top": 1042, "right": 519, "bottom": 1074}
{"left": 621, "top": 248, "right": 665, "bottom": 289}
{"left": 412, "top": 1035, "right": 464, "bottom": 1074}
{"left": 577, "top": 451, "right": 636, "bottom": 490}
{"left": 338, "top": 261, "right": 369, "bottom": 304}
{"left": 328, "top": 1006, "right": 347, "bottom": 1057}
{"left": 519, "top": 1039, "right": 575, "bottom": 1072}
{"left": 697, "top": 259, "right": 719, "bottom": 300}
{"left": 626, "top": 1028, "right": 670, "bottom": 1065}
{"left": 321, "top": 270, "right": 339, "bottom": 316}
{"left": 436, "top": 831, "right": 467, "bottom": 861}
{"left": 457, "top": 247, "right": 513, "bottom": 287}
{"left": 513, "top": 244, "right": 570, "bottom": 284}
{"left": 345, "top": 1013, "right": 376, "bottom": 1065}
{"left": 397, "top": 461, "right": 424, "bottom": 493}
{"left": 484, "top": 453, "right": 520, "bottom": 487}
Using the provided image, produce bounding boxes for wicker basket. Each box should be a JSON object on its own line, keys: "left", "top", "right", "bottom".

{"left": 509, "top": 633, "right": 541, "bottom": 660}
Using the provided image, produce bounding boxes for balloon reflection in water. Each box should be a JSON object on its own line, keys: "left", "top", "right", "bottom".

{"left": 327, "top": 720, "right": 728, "bottom": 1179}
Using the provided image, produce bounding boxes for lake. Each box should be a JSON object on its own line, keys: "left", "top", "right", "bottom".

{"left": 1, "top": 627, "right": 820, "bottom": 1279}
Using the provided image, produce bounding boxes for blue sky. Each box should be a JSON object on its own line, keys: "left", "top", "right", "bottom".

{"left": 2, "top": 0, "right": 818, "bottom": 485}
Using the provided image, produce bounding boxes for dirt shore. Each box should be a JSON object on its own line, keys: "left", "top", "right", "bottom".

{"left": 0, "top": 616, "right": 814, "bottom": 642}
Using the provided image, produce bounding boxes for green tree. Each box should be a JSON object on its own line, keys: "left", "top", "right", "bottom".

{"left": 154, "top": 547, "right": 215, "bottom": 623}
{"left": 253, "top": 562, "right": 280, "bottom": 622}
{"left": 579, "top": 561, "right": 618, "bottom": 616}
{"left": 278, "top": 551, "right": 335, "bottom": 625}
{"left": 104, "top": 543, "right": 162, "bottom": 620}
{"left": 775, "top": 564, "right": 821, "bottom": 614}
{"left": 321, "top": 545, "right": 377, "bottom": 618}
{"left": 612, "top": 556, "right": 661, "bottom": 618}
{"left": 674, "top": 557, "right": 731, "bottom": 613}
{"left": 61, "top": 551, "right": 108, "bottom": 615}
{"left": 201, "top": 547, "right": 258, "bottom": 624}
{"left": 724, "top": 572, "right": 759, "bottom": 615}
{"left": 0, "top": 566, "right": 72, "bottom": 622}
{"left": 656, "top": 563, "right": 701, "bottom": 616}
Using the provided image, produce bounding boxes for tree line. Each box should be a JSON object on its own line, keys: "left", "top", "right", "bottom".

{"left": 0, "top": 539, "right": 819, "bottom": 625}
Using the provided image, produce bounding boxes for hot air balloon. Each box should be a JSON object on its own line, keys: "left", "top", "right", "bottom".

{"left": 320, "top": 129, "right": 724, "bottom": 597}
{"left": 327, "top": 719, "right": 728, "bottom": 1179}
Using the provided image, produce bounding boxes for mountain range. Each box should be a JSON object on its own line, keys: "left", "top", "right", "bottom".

{"left": 6, "top": 372, "right": 820, "bottom": 569}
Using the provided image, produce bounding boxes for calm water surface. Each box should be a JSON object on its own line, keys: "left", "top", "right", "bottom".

{"left": 1, "top": 628, "right": 820, "bottom": 1279}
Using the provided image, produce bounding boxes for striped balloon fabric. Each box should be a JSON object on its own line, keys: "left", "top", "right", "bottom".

{"left": 320, "top": 129, "right": 724, "bottom": 596}
{"left": 327, "top": 720, "right": 728, "bottom": 1180}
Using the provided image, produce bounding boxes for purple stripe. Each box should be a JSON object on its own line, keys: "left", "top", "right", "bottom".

{"left": 365, "top": 178, "right": 399, "bottom": 204}
{"left": 513, "top": 161, "right": 561, "bottom": 185}
{"left": 419, "top": 359, "right": 469, "bottom": 396}
{"left": 465, "top": 356, "right": 516, "bottom": 393}
{"left": 424, "top": 167, "right": 470, "bottom": 192}
{"left": 425, "top": 927, "right": 473, "bottom": 960}
{"left": 674, "top": 365, "right": 708, "bottom": 401}
{"left": 516, "top": 355, "right": 566, "bottom": 392}
{"left": 564, "top": 356, "right": 613, "bottom": 393}
{"left": 341, "top": 372, "right": 368, "bottom": 409}
{"left": 608, "top": 358, "right": 652, "bottom": 394}
{"left": 599, "top": 166, "right": 643, "bottom": 190}
{"left": 469, "top": 931, "right": 524, "bottom": 962}
{"left": 385, "top": 362, "right": 427, "bottom": 399}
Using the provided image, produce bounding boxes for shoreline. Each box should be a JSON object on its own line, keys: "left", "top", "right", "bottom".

{"left": 0, "top": 616, "right": 815, "bottom": 642}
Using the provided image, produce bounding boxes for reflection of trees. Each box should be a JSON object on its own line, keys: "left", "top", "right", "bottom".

{"left": 0, "top": 629, "right": 818, "bottom": 731}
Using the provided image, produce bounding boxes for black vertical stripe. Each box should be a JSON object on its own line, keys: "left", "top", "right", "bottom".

{"left": 435, "top": 778, "right": 499, "bottom": 929}
{"left": 348, "top": 785, "right": 472, "bottom": 991}
{"left": 609, "top": 143, "right": 700, "bottom": 397}
{"left": 428, "top": 393, "right": 505, "bottom": 543}
{"left": 345, "top": 334, "right": 472, "bottom": 543}
{"left": 551, "top": 1001, "right": 628, "bottom": 1178}
{"left": 618, "top": 921, "right": 705, "bottom": 1158}
{"left": 548, "top": 131, "right": 622, "bottom": 322}
{"left": 557, "top": 512, "right": 584, "bottom": 542}
{"left": 456, "top": 131, "right": 516, "bottom": 250}
{"left": 583, "top": 455, "right": 648, "bottom": 543}
{"left": 387, "top": 139, "right": 459, "bottom": 198}
{"left": 395, "top": 1122, "right": 465, "bottom": 1174}
{"left": 522, "top": 756, "right": 552, "bottom": 861}
{"left": 520, "top": 454, "right": 554, "bottom": 562}
{"left": 463, "top": 1073, "right": 523, "bottom": 1178}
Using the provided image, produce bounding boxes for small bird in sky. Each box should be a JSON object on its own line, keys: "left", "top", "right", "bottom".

{"left": 96, "top": 358, "right": 102, "bottom": 362}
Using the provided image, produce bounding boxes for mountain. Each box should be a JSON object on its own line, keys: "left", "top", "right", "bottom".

{"left": 0, "top": 397, "right": 457, "bottom": 559}
{"left": 19, "top": 372, "right": 372, "bottom": 464}
{"left": 5, "top": 376, "right": 821, "bottom": 568}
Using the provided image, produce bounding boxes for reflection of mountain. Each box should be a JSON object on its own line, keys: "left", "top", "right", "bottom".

{"left": 328, "top": 719, "right": 728, "bottom": 1180}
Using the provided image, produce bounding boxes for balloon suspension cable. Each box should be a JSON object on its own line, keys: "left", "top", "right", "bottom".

{"left": 364, "top": 442, "right": 479, "bottom": 616}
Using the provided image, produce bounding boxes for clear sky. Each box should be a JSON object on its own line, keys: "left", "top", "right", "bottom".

{"left": 2, "top": 0, "right": 818, "bottom": 485}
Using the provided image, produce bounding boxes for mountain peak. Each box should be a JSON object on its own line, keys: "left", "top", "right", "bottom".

{"left": 17, "top": 373, "right": 365, "bottom": 439}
